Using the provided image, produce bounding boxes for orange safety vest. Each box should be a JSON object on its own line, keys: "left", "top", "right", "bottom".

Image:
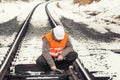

{"left": 44, "top": 32, "right": 68, "bottom": 58}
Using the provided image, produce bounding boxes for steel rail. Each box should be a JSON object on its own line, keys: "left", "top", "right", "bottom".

{"left": 76, "top": 58, "right": 93, "bottom": 80}
{"left": 45, "top": 2, "right": 58, "bottom": 28}
{"left": 45, "top": 2, "right": 94, "bottom": 80}
{"left": 0, "top": 3, "right": 43, "bottom": 80}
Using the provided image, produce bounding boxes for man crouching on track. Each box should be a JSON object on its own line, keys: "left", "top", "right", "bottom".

{"left": 36, "top": 25, "right": 78, "bottom": 71}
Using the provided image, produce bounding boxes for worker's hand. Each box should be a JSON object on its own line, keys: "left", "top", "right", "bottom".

{"left": 51, "top": 66, "right": 57, "bottom": 71}
{"left": 50, "top": 52, "right": 59, "bottom": 57}
{"left": 57, "top": 55, "right": 63, "bottom": 61}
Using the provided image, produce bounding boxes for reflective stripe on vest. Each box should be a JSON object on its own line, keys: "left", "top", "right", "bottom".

{"left": 45, "top": 32, "right": 68, "bottom": 57}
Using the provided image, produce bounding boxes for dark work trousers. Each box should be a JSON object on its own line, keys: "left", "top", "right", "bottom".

{"left": 36, "top": 51, "right": 78, "bottom": 71}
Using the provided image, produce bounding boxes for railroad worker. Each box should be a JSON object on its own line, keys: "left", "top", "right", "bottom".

{"left": 36, "top": 25, "right": 78, "bottom": 71}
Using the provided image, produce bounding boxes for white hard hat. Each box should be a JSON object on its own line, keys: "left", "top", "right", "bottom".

{"left": 53, "top": 25, "right": 65, "bottom": 40}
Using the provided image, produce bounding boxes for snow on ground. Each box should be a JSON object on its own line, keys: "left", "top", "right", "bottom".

{"left": 0, "top": 0, "right": 44, "bottom": 24}
{"left": 50, "top": 0, "right": 120, "bottom": 34}
{"left": 0, "top": 0, "right": 45, "bottom": 46}
{"left": 0, "top": 2, "right": 28, "bottom": 23}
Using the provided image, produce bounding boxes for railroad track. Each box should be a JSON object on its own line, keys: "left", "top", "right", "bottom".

{"left": 0, "top": 2, "right": 44, "bottom": 80}
{"left": 0, "top": 1, "right": 103, "bottom": 80}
